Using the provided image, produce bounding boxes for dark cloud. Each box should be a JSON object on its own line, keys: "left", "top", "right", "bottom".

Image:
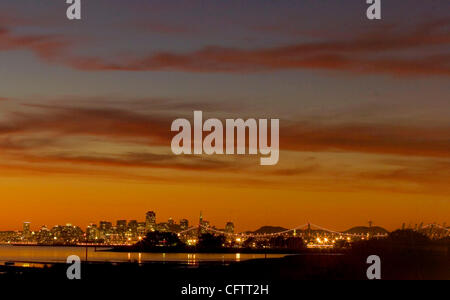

{"left": 2, "top": 104, "right": 171, "bottom": 145}
{"left": 1, "top": 19, "right": 449, "bottom": 76}
{"left": 0, "top": 27, "right": 70, "bottom": 61}
{"left": 58, "top": 18, "right": 450, "bottom": 76}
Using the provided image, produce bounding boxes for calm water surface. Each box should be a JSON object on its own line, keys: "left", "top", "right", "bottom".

{"left": 0, "top": 245, "right": 286, "bottom": 264}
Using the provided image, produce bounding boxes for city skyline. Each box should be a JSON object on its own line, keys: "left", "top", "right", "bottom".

{"left": 2, "top": 210, "right": 447, "bottom": 234}
{"left": 1, "top": 209, "right": 448, "bottom": 248}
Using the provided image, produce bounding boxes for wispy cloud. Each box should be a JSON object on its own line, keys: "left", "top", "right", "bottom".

{"left": 0, "top": 99, "right": 448, "bottom": 160}
{"left": 1, "top": 104, "right": 170, "bottom": 144}
{"left": 1, "top": 19, "right": 449, "bottom": 76}
{"left": 282, "top": 122, "right": 450, "bottom": 158}
{"left": 0, "top": 27, "right": 70, "bottom": 61}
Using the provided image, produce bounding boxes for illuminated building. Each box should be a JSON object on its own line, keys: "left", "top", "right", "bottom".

{"left": 198, "top": 211, "right": 210, "bottom": 234}
{"left": 86, "top": 224, "right": 100, "bottom": 241}
{"left": 156, "top": 222, "right": 169, "bottom": 232}
{"left": 23, "top": 222, "right": 31, "bottom": 240}
{"left": 99, "top": 221, "right": 112, "bottom": 232}
{"left": 145, "top": 211, "right": 156, "bottom": 232}
{"left": 180, "top": 219, "right": 189, "bottom": 230}
{"left": 0, "top": 231, "right": 19, "bottom": 243}
{"left": 116, "top": 220, "right": 127, "bottom": 233}
{"left": 50, "top": 224, "right": 84, "bottom": 244}
{"left": 225, "top": 222, "right": 235, "bottom": 234}
{"left": 137, "top": 222, "right": 147, "bottom": 237}
{"left": 128, "top": 220, "right": 138, "bottom": 236}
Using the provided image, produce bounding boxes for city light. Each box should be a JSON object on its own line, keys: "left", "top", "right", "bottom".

{"left": 0, "top": 211, "right": 446, "bottom": 247}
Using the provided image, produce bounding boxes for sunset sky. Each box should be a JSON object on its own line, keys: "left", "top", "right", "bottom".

{"left": 0, "top": 0, "right": 448, "bottom": 232}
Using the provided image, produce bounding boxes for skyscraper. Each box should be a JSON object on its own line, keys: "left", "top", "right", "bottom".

{"left": 128, "top": 220, "right": 138, "bottom": 236}
{"left": 137, "top": 222, "right": 147, "bottom": 237}
{"left": 198, "top": 211, "right": 203, "bottom": 235}
{"left": 225, "top": 222, "right": 235, "bottom": 234}
{"left": 86, "top": 224, "right": 99, "bottom": 241}
{"left": 23, "top": 222, "right": 31, "bottom": 239}
{"left": 145, "top": 211, "right": 156, "bottom": 232}
{"left": 180, "top": 219, "right": 189, "bottom": 230}
{"left": 99, "top": 221, "right": 112, "bottom": 231}
{"left": 116, "top": 220, "right": 127, "bottom": 233}
{"left": 199, "top": 212, "right": 210, "bottom": 235}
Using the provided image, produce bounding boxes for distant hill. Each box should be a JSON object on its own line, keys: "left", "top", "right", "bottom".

{"left": 244, "top": 225, "right": 389, "bottom": 235}
{"left": 248, "top": 226, "right": 289, "bottom": 234}
{"left": 344, "top": 226, "right": 389, "bottom": 235}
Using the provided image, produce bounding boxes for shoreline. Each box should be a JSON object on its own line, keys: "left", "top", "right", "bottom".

{"left": 0, "top": 243, "right": 335, "bottom": 255}
{"left": 106, "top": 245, "right": 336, "bottom": 255}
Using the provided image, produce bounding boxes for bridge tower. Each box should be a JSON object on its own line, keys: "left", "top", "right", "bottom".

{"left": 306, "top": 223, "right": 311, "bottom": 242}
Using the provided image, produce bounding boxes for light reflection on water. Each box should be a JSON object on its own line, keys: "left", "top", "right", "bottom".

{"left": 0, "top": 245, "right": 285, "bottom": 264}
{"left": 187, "top": 253, "right": 196, "bottom": 265}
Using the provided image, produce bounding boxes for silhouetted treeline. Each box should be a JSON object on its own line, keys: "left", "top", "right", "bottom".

{"left": 124, "top": 231, "right": 307, "bottom": 252}
{"left": 118, "top": 229, "right": 449, "bottom": 255}
{"left": 136, "top": 231, "right": 184, "bottom": 248}
{"left": 197, "top": 233, "right": 226, "bottom": 250}
{"left": 351, "top": 229, "right": 450, "bottom": 256}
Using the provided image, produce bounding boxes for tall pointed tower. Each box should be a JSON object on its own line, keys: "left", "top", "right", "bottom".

{"left": 198, "top": 211, "right": 203, "bottom": 237}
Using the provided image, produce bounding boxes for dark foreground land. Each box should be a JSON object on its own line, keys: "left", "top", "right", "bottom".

{"left": 1, "top": 231, "right": 448, "bottom": 297}
{"left": 1, "top": 249, "right": 448, "bottom": 283}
